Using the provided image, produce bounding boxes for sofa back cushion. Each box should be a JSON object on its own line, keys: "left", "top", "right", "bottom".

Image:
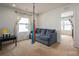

{"left": 50, "top": 29, "right": 56, "bottom": 33}
{"left": 40, "top": 29, "right": 46, "bottom": 35}
{"left": 36, "top": 28, "right": 56, "bottom": 35}
{"left": 36, "top": 28, "right": 41, "bottom": 33}
{"left": 46, "top": 30, "right": 50, "bottom": 35}
{"left": 46, "top": 29, "right": 56, "bottom": 35}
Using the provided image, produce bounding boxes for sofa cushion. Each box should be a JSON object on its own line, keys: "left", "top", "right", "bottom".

{"left": 50, "top": 29, "right": 56, "bottom": 33}
{"left": 46, "top": 29, "right": 56, "bottom": 35}
{"left": 36, "top": 28, "right": 41, "bottom": 33}
{"left": 40, "top": 35, "right": 50, "bottom": 41}
{"left": 36, "top": 34, "right": 41, "bottom": 38}
{"left": 40, "top": 29, "right": 46, "bottom": 35}
{"left": 46, "top": 30, "right": 50, "bottom": 35}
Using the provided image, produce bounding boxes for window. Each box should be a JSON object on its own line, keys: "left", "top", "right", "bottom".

{"left": 61, "top": 19, "right": 72, "bottom": 31}
{"left": 18, "top": 17, "right": 29, "bottom": 32}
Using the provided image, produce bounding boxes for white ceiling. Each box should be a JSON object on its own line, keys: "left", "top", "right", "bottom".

{"left": 1, "top": 3, "right": 68, "bottom": 14}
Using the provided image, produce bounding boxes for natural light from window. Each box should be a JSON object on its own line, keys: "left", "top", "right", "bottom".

{"left": 61, "top": 20, "right": 72, "bottom": 31}
{"left": 18, "top": 17, "right": 29, "bottom": 32}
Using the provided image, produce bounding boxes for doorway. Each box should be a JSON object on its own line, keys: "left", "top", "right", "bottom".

{"left": 60, "top": 11, "right": 74, "bottom": 49}
{"left": 61, "top": 18, "right": 72, "bottom": 36}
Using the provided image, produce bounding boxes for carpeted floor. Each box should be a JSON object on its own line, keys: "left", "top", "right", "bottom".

{"left": 0, "top": 35, "right": 79, "bottom": 56}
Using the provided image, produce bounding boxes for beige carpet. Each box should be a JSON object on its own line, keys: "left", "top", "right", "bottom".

{"left": 0, "top": 35, "right": 79, "bottom": 56}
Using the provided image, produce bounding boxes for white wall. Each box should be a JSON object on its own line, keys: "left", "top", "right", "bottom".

{"left": 0, "top": 5, "right": 17, "bottom": 35}
{"left": 75, "top": 4, "right": 79, "bottom": 48}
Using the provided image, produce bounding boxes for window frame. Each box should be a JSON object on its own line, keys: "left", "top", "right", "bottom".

{"left": 18, "top": 17, "right": 29, "bottom": 33}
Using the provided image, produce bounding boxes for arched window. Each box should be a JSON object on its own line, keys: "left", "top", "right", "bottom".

{"left": 18, "top": 17, "right": 29, "bottom": 32}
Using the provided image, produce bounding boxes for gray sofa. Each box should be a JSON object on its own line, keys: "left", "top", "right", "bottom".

{"left": 36, "top": 28, "right": 57, "bottom": 46}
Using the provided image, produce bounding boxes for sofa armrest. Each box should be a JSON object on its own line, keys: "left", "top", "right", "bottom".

{"left": 49, "top": 32, "right": 57, "bottom": 39}
{"left": 48, "top": 32, "right": 57, "bottom": 45}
